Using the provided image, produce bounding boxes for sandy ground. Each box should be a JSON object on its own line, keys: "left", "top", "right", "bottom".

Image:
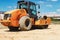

{"left": 0, "top": 24, "right": 60, "bottom": 40}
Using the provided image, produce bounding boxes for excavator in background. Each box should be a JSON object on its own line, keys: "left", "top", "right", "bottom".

{"left": 0, "top": 0, "right": 51, "bottom": 31}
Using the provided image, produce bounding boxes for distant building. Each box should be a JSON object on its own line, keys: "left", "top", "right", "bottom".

{"left": 0, "top": 11, "right": 4, "bottom": 14}
{"left": 0, "top": 11, "right": 4, "bottom": 19}
{"left": 52, "top": 16, "right": 60, "bottom": 19}
{"left": 49, "top": 16, "right": 60, "bottom": 20}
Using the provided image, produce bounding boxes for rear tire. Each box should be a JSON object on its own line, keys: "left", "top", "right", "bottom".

{"left": 8, "top": 26, "right": 19, "bottom": 31}
{"left": 19, "top": 16, "right": 32, "bottom": 31}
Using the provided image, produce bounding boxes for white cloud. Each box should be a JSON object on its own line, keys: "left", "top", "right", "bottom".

{"left": 57, "top": 9, "right": 60, "bottom": 12}
{"left": 46, "top": 5, "right": 53, "bottom": 7}
{"left": 39, "top": 1, "right": 45, "bottom": 4}
{"left": 47, "top": 0, "right": 58, "bottom": 2}
{"left": 51, "top": 0, "right": 58, "bottom": 1}
{"left": 7, "top": 6, "right": 12, "bottom": 8}
{"left": 8, "top": 6, "right": 17, "bottom": 9}
{"left": 14, "top": 6, "right": 17, "bottom": 8}
{"left": 0, "top": 8, "right": 3, "bottom": 11}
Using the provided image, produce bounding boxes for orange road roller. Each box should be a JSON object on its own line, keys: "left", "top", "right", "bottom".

{"left": 0, "top": 0, "right": 51, "bottom": 31}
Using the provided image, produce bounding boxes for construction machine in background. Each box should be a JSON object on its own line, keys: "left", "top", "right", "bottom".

{"left": 0, "top": 0, "right": 51, "bottom": 31}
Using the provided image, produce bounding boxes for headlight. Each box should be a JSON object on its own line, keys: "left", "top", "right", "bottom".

{"left": 4, "top": 13, "right": 11, "bottom": 20}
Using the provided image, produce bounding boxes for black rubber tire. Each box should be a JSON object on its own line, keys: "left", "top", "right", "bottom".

{"left": 8, "top": 26, "right": 19, "bottom": 31}
{"left": 19, "top": 16, "right": 32, "bottom": 31}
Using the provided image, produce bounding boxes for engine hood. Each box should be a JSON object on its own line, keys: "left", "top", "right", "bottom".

{"left": 4, "top": 9, "right": 20, "bottom": 14}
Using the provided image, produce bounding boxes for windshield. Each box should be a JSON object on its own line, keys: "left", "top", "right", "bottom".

{"left": 18, "top": 2, "right": 27, "bottom": 9}
{"left": 30, "top": 4, "right": 36, "bottom": 15}
{"left": 17, "top": 2, "right": 37, "bottom": 16}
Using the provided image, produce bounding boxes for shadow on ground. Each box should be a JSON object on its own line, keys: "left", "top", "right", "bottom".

{"left": 5, "top": 27, "right": 51, "bottom": 32}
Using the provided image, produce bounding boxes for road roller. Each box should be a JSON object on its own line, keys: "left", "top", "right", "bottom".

{"left": 0, "top": 0, "right": 51, "bottom": 31}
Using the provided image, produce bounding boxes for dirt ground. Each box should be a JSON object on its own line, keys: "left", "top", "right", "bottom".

{"left": 0, "top": 24, "right": 60, "bottom": 40}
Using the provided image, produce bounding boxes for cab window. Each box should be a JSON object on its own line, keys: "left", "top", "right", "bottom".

{"left": 30, "top": 4, "right": 36, "bottom": 15}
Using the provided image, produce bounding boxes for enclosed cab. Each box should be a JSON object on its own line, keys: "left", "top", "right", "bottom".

{"left": 17, "top": 1, "right": 38, "bottom": 19}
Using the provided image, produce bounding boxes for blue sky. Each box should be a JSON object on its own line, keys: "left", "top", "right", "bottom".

{"left": 40, "top": 0, "right": 60, "bottom": 16}
{"left": 0, "top": 0, "right": 60, "bottom": 16}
